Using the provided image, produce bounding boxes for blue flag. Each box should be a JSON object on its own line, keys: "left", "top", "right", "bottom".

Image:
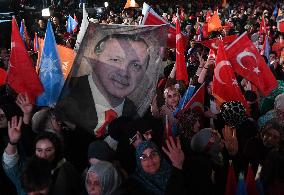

{"left": 20, "top": 20, "right": 26, "bottom": 43}
{"left": 67, "top": 15, "right": 78, "bottom": 33}
{"left": 264, "top": 35, "right": 270, "bottom": 65}
{"left": 174, "top": 85, "right": 196, "bottom": 116}
{"left": 273, "top": 5, "right": 278, "bottom": 17}
{"left": 37, "top": 20, "right": 64, "bottom": 107}
{"left": 236, "top": 173, "right": 247, "bottom": 195}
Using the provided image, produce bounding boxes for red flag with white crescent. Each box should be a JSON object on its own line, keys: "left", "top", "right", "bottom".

{"left": 176, "top": 18, "right": 189, "bottom": 84}
{"left": 212, "top": 42, "right": 247, "bottom": 108}
{"left": 7, "top": 17, "right": 44, "bottom": 103}
{"left": 225, "top": 32, "right": 278, "bottom": 96}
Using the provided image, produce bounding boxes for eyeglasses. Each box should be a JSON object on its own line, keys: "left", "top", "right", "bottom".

{"left": 139, "top": 150, "right": 159, "bottom": 161}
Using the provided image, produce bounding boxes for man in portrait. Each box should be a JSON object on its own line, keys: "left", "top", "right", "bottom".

{"left": 55, "top": 23, "right": 167, "bottom": 137}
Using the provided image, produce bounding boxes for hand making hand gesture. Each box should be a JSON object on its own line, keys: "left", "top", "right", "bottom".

{"left": 162, "top": 136, "right": 185, "bottom": 170}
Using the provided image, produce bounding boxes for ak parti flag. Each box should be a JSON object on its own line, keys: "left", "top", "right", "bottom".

{"left": 207, "top": 11, "right": 222, "bottom": 33}
{"left": 236, "top": 173, "right": 248, "bottom": 195}
{"left": 38, "top": 38, "right": 75, "bottom": 80}
{"left": 0, "top": 68, "right": 7, "bottom": 86}
{"left": 225, "top": 32, "right": 278, "bottom": 96}
{"left": 141, "top": 2, "right": 187, "bottom": 48}
{"left": 246, "top": 164, "right": 258, "bottom": 195}
{"left": 199, "top": 35, "right": 237, "bottom": 51}
{"left": 262, "top": 35, "right": 270, "bottom": 64}
{"left": 225, "top": 161, "right": 237, "bottom": 195}
{"left": 37, "top": 20, "right": 64, "bottom": 107}
{"left": 212, "top": 42, "right": 247, "bottom": 108}
{"left": 176, "top": 18, "right": 189, "bottom": 84}
{"left": 67, "top": 15, "right": 78, "bottom": 33}
{"left": 7, "top": 17, "right": 43, "bottom": 103}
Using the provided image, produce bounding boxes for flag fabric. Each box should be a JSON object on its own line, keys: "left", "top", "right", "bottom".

{"left": 177, "top": 82, "right": 205, "bottom": 116}
{"left": 19, "top": 19, "right": 31, "bottom": 49}
{"left": 38, "top": 38, "right": 75, "bottom": 80}
{"left": 208, "top": 49, "right": 216, "bottom": 59}
{"left": 0, "top": 68, "right": 7, "bottom": 86}
{"left": 246, "top": 164, "right": 258, "bottom": 195}
{"left": 141, "top": 2, "right": 187, "bottom": 48}
{"left": 273, "top": 5, "right": 278, "bottom": 17}
{"left": 207, "top": 11, "right": 222, "bottom": 33}
{"left": 67, "top": 15, "right": 78, "bottom": 33}
{"left": 33, "top": 32, "right": 39, "bottom": 52}
{"left": 124, "top": 0, "right": 139, "bottom": 9}
{"left": 278, "top": 8, "right": 282, "bottom": 17}
{"left": 225, "top": 161, "right": 237, "bottom": 195}
{"left": 225, "top": 32, "right": 278, "bottom": 96}
{"left": 176, "top": 18, "right": 189, "bottom": 84}
{"left": 255, "top": 164, "right": 265, "bottom": 195}
{"left": 277, "top": 18, "right": 284, "bottom": 32}
{"left": 262, "top": 35, "right": 270, "bottom": 64}
{"left": 174, "top": 85, "right": 196, "bottom": 116}
{"left": 202, "top": 23, "right": 209, "bottom": 39}
{"left": 74, "top": 3, "right": 89, "bottom": 51}
{"left": 20, "top": 19, "right": 25, "bottom": 42}
{"left": 73, "top": 14, "right": 78, "bottom": 33}
{"left": 206, "top": 10, "right": 212, "bottom": 22}
{"left": 259, "top": 15, "right": 267, "bottom": 34}
{"left": 236, "top": 173, "right": 248, "bottom": 195}
{"left": 222, "top": 0, "right": 227, "bottom": 7}
{"left": 212, "top": 42, "right": 248, "bottom": 108}
{"left": 7, "top": 17, "right": 44, "bottom": 103}
{"left": 37, "top": 20, "right": 64, "bottom": 107}
{"left": 199, "top": 35, "right": 238, "bottom": 51}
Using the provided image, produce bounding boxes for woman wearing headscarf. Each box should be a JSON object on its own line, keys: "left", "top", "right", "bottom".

{"left": 85, "top": 161, "right": 122, "bottom": 195}
{"left": 125, "top": 138, "right": 188, "bottom": 195}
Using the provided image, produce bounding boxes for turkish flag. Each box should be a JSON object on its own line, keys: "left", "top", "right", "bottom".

{"left": 177, "top": 82, "right": 205, "bottom": 116}
{"left": 0, "top": 68, "right": 7, "bottom": 86}
{"left": 212, "top": 42, "right": 247, "bottom": 108}
{"left": 246, "top": 164, "right": 258, "bottom": 195}
{"left": 7, "top": 18, "right": 44, "bottom": 103}
{"left": 207, "top": 11, "right": 222, "bottom": 33}
{"left": 259, "top": 15, "right": 267, "bottom": 34}
{"left": 141, "top": 5, "right": 187, "bottom": 48}
{"left": 277, "top": 18, "right": 284, "bottom": 33}
{"left": 225, "top": 161, "right": 237, "bottom": 195}
{"left": 199, "top": 35, "right": 238, "bottom": 51}
{"left": 176, "top": 19, "right": 189, "bottom": 85}
{"left": 225, "top": 32, "right": 278, "bottom": 96}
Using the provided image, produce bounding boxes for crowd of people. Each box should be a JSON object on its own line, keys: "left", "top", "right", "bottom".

{"left": 0, "top": 0, "right": 284, "bottom": 194}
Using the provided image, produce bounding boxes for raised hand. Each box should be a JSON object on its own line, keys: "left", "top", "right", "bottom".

{"left": 162, "top": 136, "right": 185, "bottom": 170}
{"left": 16, "top": 93, "right": 33, "bottom": 124}
{"left": 222, "top": 125, "right": 238, "bottom": 155}
{"left": 8, "top": 116, "right": 23, "bottom": 145}
{"left": 16, "top": 93, "right": 33, "bottom": 114}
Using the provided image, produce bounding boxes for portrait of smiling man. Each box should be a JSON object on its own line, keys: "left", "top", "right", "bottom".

{"left": 91, "top": 34, "right": 149, "bottom": 108}
{"left": 55, "top": 23, "right": 167, "bottom": 138}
